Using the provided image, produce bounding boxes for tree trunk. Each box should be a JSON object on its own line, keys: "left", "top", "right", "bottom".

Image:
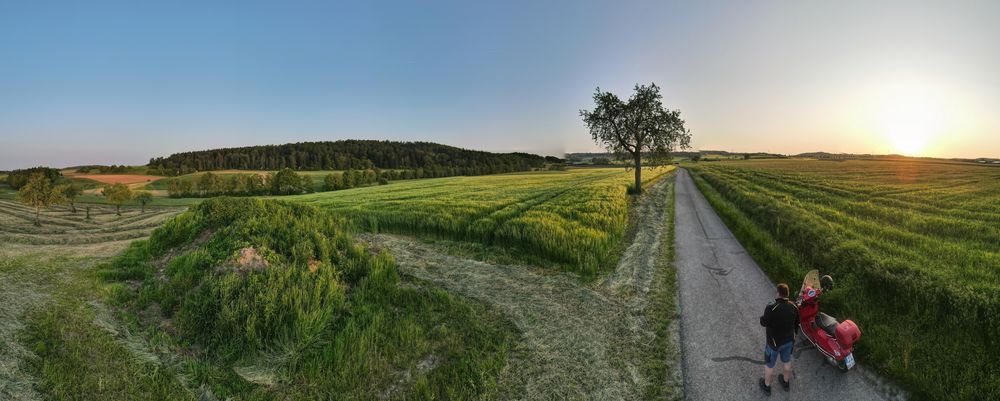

{"left": 141, "top": 203, "right": 145, "bottom": 213}
{"left": 633, "top": 153, "right": 643, "bottom": 194}
{"left": 116, "top": 204, "right": 121, "bottom": 216}
{"left": 34, "top": 206, "right": 41, "bottom": 226}
{"left": 70, "top": 202, "right": 76, "bottom": 213}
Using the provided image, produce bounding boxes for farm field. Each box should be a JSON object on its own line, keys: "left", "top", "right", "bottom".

{"left": 0, "top": 200, "right": 187, "bottom": 400}
{"left": 0, "top": 196, "right": 516, "bottom": 400}
{"left": 686, "top": 159, "right": 1000, "bottom": 400}
{"left": 289, "top": 167, "right": 675, "bottom": 277}
{"left": 1, "top": 167, "right": 681, "bottom": 400}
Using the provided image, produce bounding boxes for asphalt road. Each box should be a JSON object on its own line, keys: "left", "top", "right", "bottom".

{"left": 673, "top": 169, "right": 904, "bottom": 401}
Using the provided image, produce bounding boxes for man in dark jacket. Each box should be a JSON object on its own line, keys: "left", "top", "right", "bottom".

{"left": 759, "top": 283, "right": 799, "bottom": 395}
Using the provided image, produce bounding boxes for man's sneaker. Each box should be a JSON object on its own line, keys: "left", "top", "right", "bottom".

{"left": 758, "top": 378, "right": 771, "bottom": 396}
{"left": 778, "top": 374, "right": 790, "bottom": 391}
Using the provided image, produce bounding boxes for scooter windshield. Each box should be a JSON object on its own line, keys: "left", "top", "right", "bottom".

{"left": 800, "top": 269, "right": 820, "bottom": 297}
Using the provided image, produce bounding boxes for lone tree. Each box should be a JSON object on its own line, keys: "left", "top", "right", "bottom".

{"left": 102, "top": 183, "right": 133, "bottom": 216}
{"left": 581, "top": 83, "right": 691, "bottom": 193}
{"left": 134, "top": 191, "right": 153, "bottom": 213}
{"left": 16, "top": 173, "right": 65, "bottom": 226}
{"left": 54, "top": 183, "right": 81, "bottom": 213}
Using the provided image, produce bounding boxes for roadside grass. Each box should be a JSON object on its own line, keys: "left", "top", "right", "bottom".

{"left": 643, "top": 176, "right": 682, "bottom": 401}
{"left": 686, "top": 159, "right": 1000, "bottom": 401}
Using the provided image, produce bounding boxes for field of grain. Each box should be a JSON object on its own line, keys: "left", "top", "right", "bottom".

{"left": 686, "top": 159, "right": 1000, "bottom": 400}
{"left": 289, "top": 167, "right": 674, "bottom": 276}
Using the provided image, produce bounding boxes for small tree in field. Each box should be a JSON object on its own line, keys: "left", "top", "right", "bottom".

{"left": 581, "top": 83, "right": 691, "bottom": 193}
{"left": 54, "top": 183, "right": 81, "bottom": 213}
{"left": 135, "top": 191, "right": 153, "bottom": 213}
{"left": 16, "top": 173, "right": 63, "bottom": 226}
{"left": 102, "top": 183, "right": 133, "bottom": 216}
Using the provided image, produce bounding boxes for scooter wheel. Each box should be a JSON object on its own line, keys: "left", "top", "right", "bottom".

{"left": 836, "top": 359, "right": 850, "bottom": 373}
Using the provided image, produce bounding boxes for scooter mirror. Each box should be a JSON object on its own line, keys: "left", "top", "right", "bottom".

{"left": 820, "top": 275, "right": 834, "bottom": 291}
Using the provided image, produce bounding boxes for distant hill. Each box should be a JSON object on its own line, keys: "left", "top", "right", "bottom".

{"left": 149, "top": 140, "right": 550, "bottom": 176}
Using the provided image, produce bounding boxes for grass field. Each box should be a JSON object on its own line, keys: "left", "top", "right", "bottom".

{"left": 686, "top": 159, "right": 1000, "bottom": 400}
{"left": 289, "top": 167, "right": 674, "bottom": 277}
{"left": 0, "top": 200, "right": 187, "bottom": 401}
{"left": 0, "top": 196, "right": 516, "bottom": 400}
{"left": 0, "top": 166, "right": 682, "bottom": 400}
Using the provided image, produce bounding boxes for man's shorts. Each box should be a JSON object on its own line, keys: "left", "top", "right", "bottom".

{"left": 764, "top": 340, "right": 794, "bottom": 368}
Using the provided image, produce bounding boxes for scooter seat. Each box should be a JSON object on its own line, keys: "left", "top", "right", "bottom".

{"left": 815, "top": 312, "right": 839, "bottom": 337}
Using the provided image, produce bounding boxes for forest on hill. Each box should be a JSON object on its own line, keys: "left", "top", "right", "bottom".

{"left": 148, "top": 140, "right": 556, "bottom": 176}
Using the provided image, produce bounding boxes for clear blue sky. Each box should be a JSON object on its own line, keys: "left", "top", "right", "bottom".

{"left": 1, "top": 0, "right": 997, "bottom": 169}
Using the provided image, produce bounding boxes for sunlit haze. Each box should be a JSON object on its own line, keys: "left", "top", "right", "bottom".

{"left": 1, "top": 1, "right": 998, "bottom": 169}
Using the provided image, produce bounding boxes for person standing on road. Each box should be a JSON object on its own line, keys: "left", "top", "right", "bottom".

{"left": 759, "top": 283, "right": 799, "bottom": 395}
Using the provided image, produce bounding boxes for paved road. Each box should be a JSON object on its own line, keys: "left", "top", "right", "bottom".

{"left": 673, "top": 169, "right": 904, "bottom": 401}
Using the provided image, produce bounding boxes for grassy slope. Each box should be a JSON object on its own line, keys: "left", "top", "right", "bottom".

{"left": 97, "top": 198, "right": 514, "bottom": 400}
{"left": 686, "top": 159, "right": 999, "bottom": 401}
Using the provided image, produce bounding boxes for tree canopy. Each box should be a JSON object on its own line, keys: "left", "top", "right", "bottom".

{"left": 16, "top": 173, "right": 65, "bottom": 226}
{"left": 7, "top": 167, "right": 61, "bottom": 190}
{"left": 580, "top": 83, "right": 691, "bottom": 193}
{"left": 135, "top": 191, "right": 154, "bottom": 213}
{"left": 102, "top": 183, "right": 133, "bottom": 216}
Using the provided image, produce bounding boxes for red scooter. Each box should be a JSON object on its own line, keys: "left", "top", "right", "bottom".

{"left": 797, "top": 270, "right": 861, "bottom": 371}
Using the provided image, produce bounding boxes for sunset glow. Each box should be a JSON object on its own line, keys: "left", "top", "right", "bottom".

{"left": 874, "top": 89, "right": 946, "bottom": 157}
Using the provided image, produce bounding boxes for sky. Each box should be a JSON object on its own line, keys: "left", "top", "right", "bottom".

{"left": 1, "top": 0, "right": 998, "bottom": 170}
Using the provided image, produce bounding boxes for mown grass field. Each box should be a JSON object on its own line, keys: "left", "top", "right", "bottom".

{"left": 0, "top": 199, "right": 183, "bottom": 248}
{"left": 289, "top": 167, "right": 674, "bottom": 277}
{"left": 1, "top": 195, "right": 517, "bottom": 400}
{"left": 686, "top": 159, "right": 1000, "bottom": 401}
{"left": 0, "top": 200, "right": 187, "bottom": 401}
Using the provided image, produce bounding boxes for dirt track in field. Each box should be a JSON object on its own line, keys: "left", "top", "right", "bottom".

{"left": 362, "top": 177, "right": 680, "bottom": 401}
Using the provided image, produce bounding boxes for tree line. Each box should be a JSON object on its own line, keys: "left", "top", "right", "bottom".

{"left": 147, "top": 140, "right": 550, "bottom": 176}
{"left": 164, "top": 168, "right": 408, "bottom": 198}
{"left": 165, "top": 168, "right": 315, "bottom": 198}
{"left": 6, "top": 167, "right": 61, "bottom": 189}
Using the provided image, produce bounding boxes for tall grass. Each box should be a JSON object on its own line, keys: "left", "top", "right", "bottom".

{"left": 289, "top": 167, "right": 673, "bottom": 277}
{"left": 99, "top": 197, "right": 514, "bottom": 400}
{"left": 687, "top": 159, "right": 1000, "bottom": 401}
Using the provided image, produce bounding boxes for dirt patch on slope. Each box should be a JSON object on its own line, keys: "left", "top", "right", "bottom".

{"left": 360, "top": 177, "right": 679, "bottom": 400}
